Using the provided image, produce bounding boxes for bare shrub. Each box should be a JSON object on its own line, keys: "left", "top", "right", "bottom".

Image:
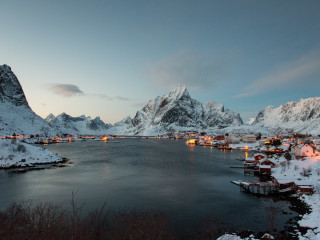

{"left": 110, "top": 209, "right": 175, "bottom": 240}
{"left": 69, "top": 191, "right": 110, "bottom": 240}
{"left": 294, "top": 165, "right": 299, "bottom": 171}
{"left": 24, "top": 202, "right": 68, "bottom": 240}
{"left": 280, "top": 161, "right": 287, "bottom": 173}
{"left": 16, "top": 144, "right": 26, "bottom": 153}
{"left": 195, "top": 216, "right": 232, "bottom": 240}
{"left": 301, "top": 167, "right": 312, "bottom": 177}
{"left": 314, "top": 184, "right": 320, "bottom": 194}
{"left": 0, "top": 202, "right": 68, "bottom": 240}
{"left": 284, "top": 152, "right": 291, "bottom": 161}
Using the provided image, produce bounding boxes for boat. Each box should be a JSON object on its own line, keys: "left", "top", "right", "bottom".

{"left": 235, "top": 156, "right": 245, "bottom": 161}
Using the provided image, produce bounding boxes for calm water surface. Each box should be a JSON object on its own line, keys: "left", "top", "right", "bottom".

{"left": 0, "top": 139, "right": 297, "bottom": 234}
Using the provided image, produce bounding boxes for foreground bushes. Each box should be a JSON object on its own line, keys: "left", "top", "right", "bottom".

{"left": 0, "top": 201, "right": 178, "bottom": 240}
{"left": 0, "top": 196, "right": 238, "bottom": 240}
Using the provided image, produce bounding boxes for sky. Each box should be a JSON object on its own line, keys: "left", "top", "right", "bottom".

{"left": 1, "top": 0, "right": 320, "bottom": 124}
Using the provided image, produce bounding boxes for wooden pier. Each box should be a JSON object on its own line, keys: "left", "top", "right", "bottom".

{"left": 231, "top": 181, "right": 279, "bottom": 196}
{"left": 229, "top": 165, "right": 245, "bottom": 168}
{"left": 243, "top": 164, "right": 259, "bottom": 175}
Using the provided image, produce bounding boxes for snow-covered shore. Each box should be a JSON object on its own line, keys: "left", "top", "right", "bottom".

{"left": 271, "top": 157, "right": 320, "bottom": 239}
{"left": 0, "top": 139, "right": 63, "bottom": 168}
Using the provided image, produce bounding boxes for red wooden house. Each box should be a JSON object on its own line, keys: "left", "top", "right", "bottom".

{"left": 296, "top": 185, "right": 314, "bottom": 195}
{"left": 254, "top": 153, "right": 267, "bottom": 162}
{"left": 258, "top": 165, "right": 271, "bottom": 175}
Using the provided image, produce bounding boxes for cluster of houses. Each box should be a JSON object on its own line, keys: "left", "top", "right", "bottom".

{"left": 244, "top": 153, "right": 276, "bottom": 175}
{"left": 164, "top": 130, "right": 320, "bottom": 157}
{"left": 235, "top": 150, "right": 316, "bottom": 196}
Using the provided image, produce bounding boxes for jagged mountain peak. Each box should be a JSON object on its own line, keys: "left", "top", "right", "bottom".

{"left": 168, "top": 85, "right": 190, "bottom": 100}
{"left": 45, "top": 113, "right": 56, "bottom": 122}
{"left": 114, "top": 116, "right": 132, "bottom": 126}
{"left": 1, "top": 64, "right": 11, "bottom": 71}
{"left": 205, "top": 100, "right": 224, "bottom": 112}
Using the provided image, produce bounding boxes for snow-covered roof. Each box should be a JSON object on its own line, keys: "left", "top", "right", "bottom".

{"left": 259, "top": 158, "right": 276, "bottom": 164}
{"left": 259, "top": 165, "right": 271, "bottom": 169}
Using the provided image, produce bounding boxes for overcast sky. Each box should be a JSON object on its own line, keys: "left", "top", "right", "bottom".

{"left": 1, "top": 0, "right": 320, "bottom": 123}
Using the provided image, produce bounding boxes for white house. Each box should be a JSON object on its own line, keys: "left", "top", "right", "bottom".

{"left": 225, "top": 136, "right": 240, "bottom": 144}
{"left": 292, "top": 144, "right": 314, "bottom": 157}
{"left": 241, "top": 135, "right": 256, "bottom": 143}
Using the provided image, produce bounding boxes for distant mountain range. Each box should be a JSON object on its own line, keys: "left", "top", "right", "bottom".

{"left": 1, "top": 64, "right": 320, "bottom": 136}
{"left": 251, "top": 97, "right": 320, "bottom": 135}
{"left": 45, "top": 113, "right": 113, "bottom": 136}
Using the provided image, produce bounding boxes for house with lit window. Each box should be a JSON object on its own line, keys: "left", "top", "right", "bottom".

{"left": 291, "top": 144, "right": 314, "bottom": 157}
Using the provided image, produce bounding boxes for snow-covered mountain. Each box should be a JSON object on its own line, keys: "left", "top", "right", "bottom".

{"left": 45, "top": 113, "right": 112, "bottom": 135}
{"left": 247, "top": 118, "right": 256, "bottom": 125}
{"left": 252, "top": 97, "right": 320, "bottom": 134}
{"left": 0, "top": 65, "right": 55, "bottom": 136}
{"left": 115, "top": 86, "right": 243, "bottom": 135}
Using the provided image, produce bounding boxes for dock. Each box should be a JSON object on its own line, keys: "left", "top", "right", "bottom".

{"left": 229, "top": 165, "right": 245, "bottom": 168}
{"left": 231, "top": 180, "right": 279, "bottom": 196}
{"left": 244, "top": 168, "right": 259, "bottom": 175}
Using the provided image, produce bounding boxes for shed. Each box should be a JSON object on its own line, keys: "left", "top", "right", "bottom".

{"left": 296, "top": 185, "right": 314, "bottom": 195}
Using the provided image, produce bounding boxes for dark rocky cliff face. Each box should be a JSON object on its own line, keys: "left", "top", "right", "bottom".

{"left": 0, "top": 65, "right": 57, "bottom": 136}
{"left": 0, "top": 64, "right": 28, "bottom": 106}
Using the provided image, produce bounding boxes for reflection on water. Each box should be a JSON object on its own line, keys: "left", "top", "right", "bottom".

{"left": 0, "top": 139, "right": 297, "bottom": 235}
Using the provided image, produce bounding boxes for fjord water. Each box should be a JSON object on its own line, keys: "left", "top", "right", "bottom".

{"left": 0, "top": 139, "right": 296, "bottom": 235}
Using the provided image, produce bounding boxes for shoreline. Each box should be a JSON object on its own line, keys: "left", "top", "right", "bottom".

{"left": 0, "top": 157, "right": 70, "bottom": 172}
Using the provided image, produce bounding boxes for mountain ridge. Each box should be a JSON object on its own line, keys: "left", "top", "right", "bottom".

{"left": 252, "top": 97, "right": 320, "bottom": 134}
{"left": 45, "top": 112, "right": 112, "bottom": 135}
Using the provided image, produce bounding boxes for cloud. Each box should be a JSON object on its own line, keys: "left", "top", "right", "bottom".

{"left": 146, "top": 51, "right": 226, "bottom": 90}
{"left": 115, "top": 96, "right": 131, "bottom": 101}
{"left": 234, "top": 49, "right": 320, "bottom": 98}
{"left": 48, "top": 84, "right": 84, "bottom": 97}
{"left": 87, "top": 93, "right": 113, "bottom": 101}
{"left": 47, "top": 84, "right": 131, "bottom": 101}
